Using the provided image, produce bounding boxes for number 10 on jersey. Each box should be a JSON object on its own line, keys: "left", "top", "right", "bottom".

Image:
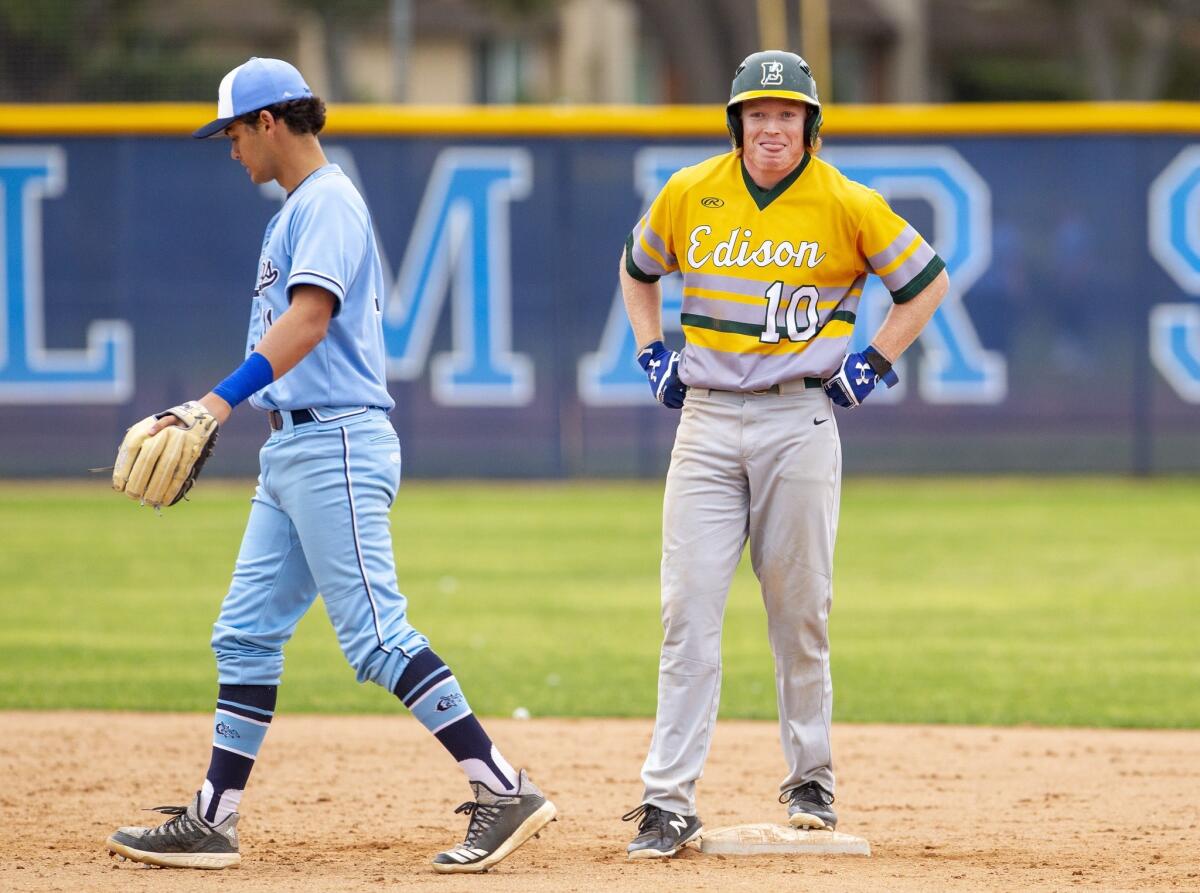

{"left": 761, "top": 282, "right": 819, "bottom": 344}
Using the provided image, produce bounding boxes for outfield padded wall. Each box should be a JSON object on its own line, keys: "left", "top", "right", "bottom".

{"left": 0, "top": 104, "right": 1198, "bottom": 476}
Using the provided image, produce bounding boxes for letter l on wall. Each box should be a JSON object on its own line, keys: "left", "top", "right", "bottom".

{"left": 0, "top": 147, "right": 132, "bottom": 403}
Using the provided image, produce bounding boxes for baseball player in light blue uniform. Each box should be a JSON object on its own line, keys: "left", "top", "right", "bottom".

{"left": 105, "top": 58, "right": 555, "bottom": 875}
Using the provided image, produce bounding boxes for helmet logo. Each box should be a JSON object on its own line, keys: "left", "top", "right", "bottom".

{"left": 760, "top": 61, "right": 784, "bottom": 86}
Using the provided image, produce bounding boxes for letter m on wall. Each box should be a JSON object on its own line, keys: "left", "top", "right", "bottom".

{"left": 0, "top": 147, "right": 132, "bottom": 403}
{"left": 383, "top": 148, "right": 534, "bottom": 406}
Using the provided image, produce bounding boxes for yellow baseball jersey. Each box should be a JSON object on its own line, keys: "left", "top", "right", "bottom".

{"left": 625, "top": 150, "right": 944, "bottom": 391}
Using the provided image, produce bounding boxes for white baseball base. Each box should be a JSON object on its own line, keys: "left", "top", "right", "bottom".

{"left": 699, "top": 823, "right": 871, "bottom": 856}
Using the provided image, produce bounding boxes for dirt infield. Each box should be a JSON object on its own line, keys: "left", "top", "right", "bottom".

{"left": 3, "top": 712, "right": 1198, "bottom": 892}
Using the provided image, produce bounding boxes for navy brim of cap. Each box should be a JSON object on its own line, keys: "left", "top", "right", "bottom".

{"left": 192, "top": 116, "right": 238, "bottom": 139}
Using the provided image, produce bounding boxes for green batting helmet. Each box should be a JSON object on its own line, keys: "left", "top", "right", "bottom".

{"left": 726, "top": 50, "right": 822, "bottom": 149}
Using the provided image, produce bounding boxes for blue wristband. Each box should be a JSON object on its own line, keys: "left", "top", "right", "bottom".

{"left": 212, "top": 351, "right": 275, "bottom": 408}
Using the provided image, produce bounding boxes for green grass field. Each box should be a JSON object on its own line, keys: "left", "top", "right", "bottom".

{"left": 1, "top": 478, "right": 1197, "bottom": 728}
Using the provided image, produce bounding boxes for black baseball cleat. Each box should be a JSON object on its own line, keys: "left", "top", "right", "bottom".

{"left": 622, "top": 803, "right": 703, "bottom": 859}
{"left": 105, "top": 792, "right": 240, "bottom": 869}
{"left": 780, "top": 780, "right": 837, "bottom": 830}
{"left": 432, "top": 770, "right": 557, "bottom": 874}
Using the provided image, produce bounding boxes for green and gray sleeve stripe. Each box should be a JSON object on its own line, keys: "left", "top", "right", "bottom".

{"left": 891, "top": 255, "right": 946, "bottom": 303}
{"left": 625, "top": 233, "right": 660, "bottom": 283}
{"left": 625, "top": 216, "right": 676, "bottom": 283}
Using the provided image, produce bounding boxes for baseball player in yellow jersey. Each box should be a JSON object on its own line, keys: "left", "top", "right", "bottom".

{"left": 619, "top": 51, "right": 949, "bottom": 858}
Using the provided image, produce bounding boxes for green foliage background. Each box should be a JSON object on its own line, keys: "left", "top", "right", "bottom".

{"left": 1, "top": 479, "right": 1196, "bottom": 727}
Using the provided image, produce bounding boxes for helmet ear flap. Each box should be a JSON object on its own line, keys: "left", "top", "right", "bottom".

{"left": 727, "top": 103, "right": 743, "bottom": 148}
{"left": 805, "top": 105, "right": 822, "bottom": 147}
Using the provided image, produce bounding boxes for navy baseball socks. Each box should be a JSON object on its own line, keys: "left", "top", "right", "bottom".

{"left": 394, "top": 648, "right": 557, "bottom": 873}
{"left": 393, "top": 648, "right": 518, "bottom": 791}
{"left": 202, "top": 656, "right": 514, "bottom": 820}
{"left": 108, "top": 660, "right": 555, "bottom": 872}
{"left": 204, "top": 655, "right": 521, "bottom": 813}
{"left": 201, "top": 684, "right": 277, "bottom": 823}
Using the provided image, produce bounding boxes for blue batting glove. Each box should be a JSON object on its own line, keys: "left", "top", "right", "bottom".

{"left": 824, "top": 345, "right": 899, "bottom": 408}
{"left": 636, "top": 340, "right": 687, "bottom": 409}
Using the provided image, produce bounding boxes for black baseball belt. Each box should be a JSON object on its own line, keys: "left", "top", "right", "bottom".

{"left": 266, "top": 408, "right": 316, "bottom": 431}
{"left": 693, "top": 378, "right": 825, "bottom": 397}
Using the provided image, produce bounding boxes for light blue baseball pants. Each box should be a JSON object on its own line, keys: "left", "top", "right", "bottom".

{"left": 211, "top": 408, "right": 429, "bottom": 691}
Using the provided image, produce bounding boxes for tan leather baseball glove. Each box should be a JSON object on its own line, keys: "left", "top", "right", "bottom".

{"left": 112, "top": 401, "right": 220, "bottom": 507}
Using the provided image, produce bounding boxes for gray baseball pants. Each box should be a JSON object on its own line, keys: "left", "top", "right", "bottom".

{"left": 640, "top": 385, "right": 841, "bottom": 816}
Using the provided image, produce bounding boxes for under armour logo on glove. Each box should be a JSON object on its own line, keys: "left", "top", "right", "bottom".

{"left": 636, "top": 340, "right": 687, "bottom": 409}
{"left": 824, "top": 345, "right": 899, "bottom": 408}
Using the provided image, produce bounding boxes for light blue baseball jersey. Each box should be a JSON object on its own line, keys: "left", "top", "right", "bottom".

{"left": 246, "top": 163, "right": 395, "bottom": 412}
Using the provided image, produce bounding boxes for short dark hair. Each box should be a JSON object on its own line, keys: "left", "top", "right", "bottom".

{"left": 238, "top": 96, "right": 326, "bottom": 135}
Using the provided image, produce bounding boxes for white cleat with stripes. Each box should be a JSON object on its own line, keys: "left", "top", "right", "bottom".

{"left": 432, "top": 770, "right": 557, "bottom": 874}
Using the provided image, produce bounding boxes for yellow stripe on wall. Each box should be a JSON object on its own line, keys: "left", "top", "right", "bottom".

{"left": 2, "top": 102, "right": 1200, "bottom": 137}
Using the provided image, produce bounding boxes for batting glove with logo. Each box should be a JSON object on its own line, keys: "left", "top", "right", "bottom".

{"left": 636, "top": 340, "right": 687, "bottom": 409}
{"left": 824, "top": 345, "right": 899, "bottom": 408}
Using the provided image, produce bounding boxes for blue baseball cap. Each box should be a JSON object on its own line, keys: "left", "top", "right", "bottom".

{"left": 193, "top": 57, "right": 313, "bottom": 139}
